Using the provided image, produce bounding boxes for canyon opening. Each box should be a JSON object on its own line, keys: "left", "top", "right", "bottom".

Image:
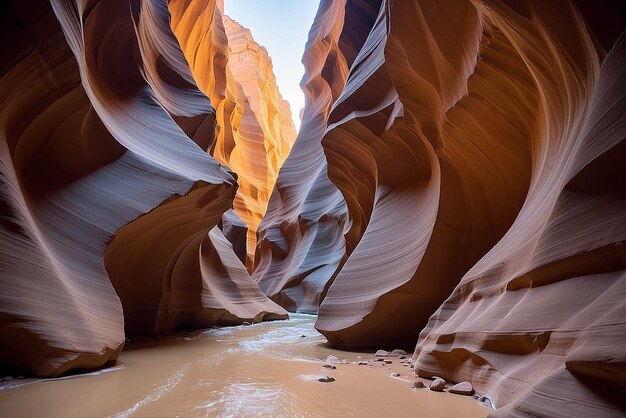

{"left": 0, "top": 0, "right": 625, "bottom": 417}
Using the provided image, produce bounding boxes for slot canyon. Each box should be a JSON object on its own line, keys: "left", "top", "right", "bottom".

{"left": 0, "top": 0, "right": 624, "bottom": 417}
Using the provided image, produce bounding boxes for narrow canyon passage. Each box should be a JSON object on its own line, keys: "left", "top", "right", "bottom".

{"left": 0, "top": 0, "right": 624, "bottom": 417}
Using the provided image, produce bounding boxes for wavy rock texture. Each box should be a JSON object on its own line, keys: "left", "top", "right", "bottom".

{"left": 409, "top": 2, "right": 626, "bottom": 417}
{"left": 168, "top": 0, "right": 297, "bottom": 267}
{"left": 277, "top": 0, "right": 624, "bottom": 416}
{"left": 0, "top": 0, "right": 285, "bottom": 377}
{"left": 251, "top": 0, "right": 385, "bottom": 313}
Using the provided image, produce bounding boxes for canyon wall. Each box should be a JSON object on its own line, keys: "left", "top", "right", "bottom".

{"left": 252, "top": 0, "right": 384, "bottom": 313}
{"left": 168, "top": 0, "right": 297, "bottom": 267}
{"left": 0, "top": 0, "right": 286, "bottom": 377}
{"left": 265, "top": 0, "right": 624, "bottom": 416}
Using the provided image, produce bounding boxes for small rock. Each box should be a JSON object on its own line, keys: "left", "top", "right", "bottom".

{"left": 322, "top": 364, "right": 337, "bottom": 370}
{"left": 412, "top": 381, "right": 425, "bottom": 389}
{"left": 399, "top": 356, "right": 406, "bottom": 359}
{"left": 448, "top": 381, "right": 474, "bottom": 396}
{"left": 242, "top": 322, "right": 251, "bottom": 326}
{"left": 429, "top": 378, "right": 446, "bottom": 391}
{"left": 357, "top": 361, "right": 369, "bottom": 366}
{"left": 390, "top": 372, "right": 400, "bottom": 377}
{"left": 318, "top": 376, "right": 335, "bottom": 383}
{"left": 481, "top": 397, "right": 493, "bottom": 409}
{"left": 384, "top": 360, "right": 393, "bottom": 364}
{"left": 376, "top": 358, "right": 385, "bottom": 362}
{"left": 325, "top": 355, "right": 339, "bottom": 363}
{"left": 391, "top": 349, "right": 407, "bottom": 356}
{"left": 300, "top": 335, "right": 306, "bottom": 338}
{"left": 375, "top": 349, "right": 390, "bottom": 357}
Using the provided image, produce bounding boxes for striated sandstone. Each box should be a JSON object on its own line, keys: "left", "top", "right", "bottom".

{"left": 168, "top": 1, "right": 297, "bottom": 268}
{"left": 252, "top": 0, "right": 383, "bottom": 313}
{"left": 249, "top": 0, "right": 625, "bottom": 416}
{"left": 0, "top": 0, "right": 285, "bottom": 376}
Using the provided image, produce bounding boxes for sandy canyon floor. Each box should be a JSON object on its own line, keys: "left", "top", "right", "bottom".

{"left": 0, "top": 314, "right": 488, "bottom": 417}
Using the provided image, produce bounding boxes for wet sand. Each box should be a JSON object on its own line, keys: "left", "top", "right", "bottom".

{"left": 0, "top": 314, "right": 489, "bottom": 417}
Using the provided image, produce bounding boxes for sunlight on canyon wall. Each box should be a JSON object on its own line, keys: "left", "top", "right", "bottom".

{"left": 168, "top": 0, "right": 297, "bottom": 268}
{"left": 0, "top": 0, "right": 287, "bottom": 376}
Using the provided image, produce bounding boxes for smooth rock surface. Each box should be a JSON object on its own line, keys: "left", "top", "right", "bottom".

{"left": 429, "top": 378, "right": 446, "bottom": 392}
{"left": 448, "top": 382, "right": 474, "bottom": 396}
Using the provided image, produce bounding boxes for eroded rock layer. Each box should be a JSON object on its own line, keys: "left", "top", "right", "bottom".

{"left": 253, "top": 0, "right": 625, "bottom": 415}
{"left": 168, "top": 0, "right": 297, "bottom": 267}
{"left": 252, "top": 0, "right": 384, "bottom": 313}
{"left": 0, "top": 0, "right": 286, "bottom": 377}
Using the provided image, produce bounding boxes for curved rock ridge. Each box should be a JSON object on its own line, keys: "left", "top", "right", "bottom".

{"left": 276, "top": 0, "right": 623, "bottom": 415}
{"left": 0, "top": 0, "right": 285, "bottom": 377}
{"left": 168, "top": 0, "right": 297, "bottom": 268}
{"left": 317, "top": 0, "right": 534, "bottom": 349}
{"left": 251, "top": 0, "right": 385, "bottom": 313}
{"left": 410, "top": 3, "right": 626, "bottom": 416}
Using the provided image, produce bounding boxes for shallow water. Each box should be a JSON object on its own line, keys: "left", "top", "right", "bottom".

{"left": 0, "top": 314, "right": 488, "bottom": 417}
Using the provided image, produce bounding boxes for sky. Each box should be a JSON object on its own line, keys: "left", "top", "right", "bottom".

{"left": 223, "top": 0, "right": 320, "bottom": 131}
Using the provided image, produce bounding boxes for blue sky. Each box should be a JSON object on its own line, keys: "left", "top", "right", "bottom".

{"left": 224, "top": 0, "right": 320, "bottom": 131}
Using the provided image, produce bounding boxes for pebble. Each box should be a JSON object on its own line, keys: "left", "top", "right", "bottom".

{"left": 390, "top": 372, "right": 400, "bottom": 377}
{"left": 391, "top": 349, "right": 407, "bottom": 356}
{"left": 384, "top": 360, "right": 393, "bottom": 364}
{"left": 357, "top": 361, "right": 369, "bottom": 366}
{"left": 448, "top": 381, "right": 474, "bottom": 396}
{"left": 319, "top": 376, "right": 335, "bottom": 383}
{"left": 375, "top": 349, "right": 390, "bottom": 357}
{"left": 322, "top": 364, "right": 337, "bottom": 370}
{"left": 429, "top": 378, "right": 446, "bottom": 392}
{"left": 412, "top": 381, "right": 426, "bottom": 389}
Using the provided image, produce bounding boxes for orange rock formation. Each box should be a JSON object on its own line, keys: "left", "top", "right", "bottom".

{"left": 0, "top": 0, "right": 286, "bottom": 377}
{"left": 168, "top": 0, "right": 297, "bottom": 267}
{"left": 255, "top": 0, "right": 625, "bottom": 415}
{"left": 1, "top": 1, "right": 625, "bottom": 416}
